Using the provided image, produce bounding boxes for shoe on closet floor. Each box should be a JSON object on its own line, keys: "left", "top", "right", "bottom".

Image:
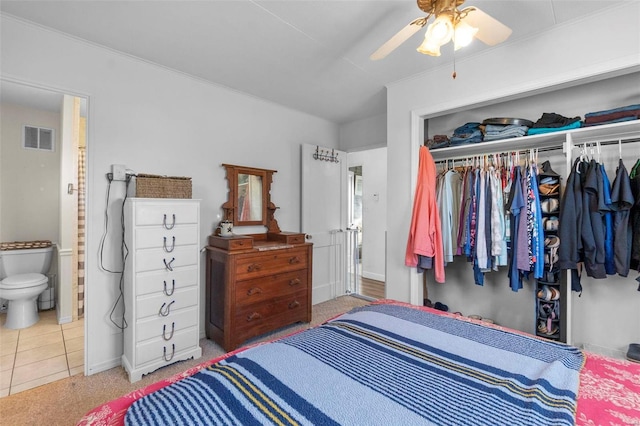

{"left": 627, "top": 343, "right": 640, "bottom": 363}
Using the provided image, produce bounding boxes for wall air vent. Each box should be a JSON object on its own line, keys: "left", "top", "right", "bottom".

{"left": 23, "top": 125, "right": 54, "bottom": 152}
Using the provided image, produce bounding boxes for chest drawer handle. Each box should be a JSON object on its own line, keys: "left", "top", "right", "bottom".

{"left": 288, "top": 300, "right": 300, "bottom": 309}
{"left": 163, "top": 214, "right": 176, "bottom": 230}
{"left": 159, "top": 300, "right": 175, "bottom": 317}
{"left": 289, "top": 278, "right": 301, "bottom": 287}
{"left": 163, "top": 236, "right": 175, "bottom": 253}
{"left": 163, "top": 344, "right": 175, "bottom": 362}
{"left": 162, "top": 322, "right": 175, "bottom": 341}
{"left": 247, "top": 263, "right": 262, "bottom": 272}
{"left": 163, "top": 280, "right": 175, "bottom": 296}
{"left": 246, "top": 312, "right": 262, "bottom": 322}
{"left": 289, "top": 256, "right": 301, "bottom": 264}
{"left": 164, "top": 257, "right": 175, "bottom": 271}
{"left": 247, "top": 287, "right": 263, "bottom": 296}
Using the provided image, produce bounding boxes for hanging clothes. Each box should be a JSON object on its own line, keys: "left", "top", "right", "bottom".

{"left": 558, "top": 158, "right": 586, "bottom": 292}
{"left": 507, "top": 166, "right": 525, "bottom": 291}
{"left": 629, "top": 158, "right": 640, "bottom": 280}
{"left": 405, "top": 146, "right": 445, "bottom": 283}
{"left": 599, "top": 164, "right": 615, "bottom": 275}
{"left": 582, "top": 159, "right": 607, "bottom": 278}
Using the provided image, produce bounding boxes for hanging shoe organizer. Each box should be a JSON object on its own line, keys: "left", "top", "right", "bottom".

{"left": 536, "top": 167, "right": 562, "bottom": 340}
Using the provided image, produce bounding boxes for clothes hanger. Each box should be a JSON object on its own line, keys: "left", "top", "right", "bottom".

{"left": 618, "top": 139, "right": 622, "bottom": 160}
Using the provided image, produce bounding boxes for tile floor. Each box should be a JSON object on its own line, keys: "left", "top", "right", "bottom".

{"left": 0, "top": 309, "right": 84, "bottom": 397}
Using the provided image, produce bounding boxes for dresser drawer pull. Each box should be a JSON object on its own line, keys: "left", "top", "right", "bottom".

{"left": 246, "top": 312, "right": 262, "bottom": 322}
{"left": 288, "top": 278, "right": 301, "bottom": 287}
{"left": 247, "top": 287, "right": 263, "bottom": 296}
{"left": 163, "top": 280, "right": 175, "bottom": 296}
{"left": 163, "top": 257, "right": 175, "bottom": 271}
{"left": 163, "top": 236, "right": 175, "bottom": 253}
{"left": 289, "top": 256, "right": 301, "bottom": 264}
{"left": 163, "top": 344, "right": 175, "bottom": 362}
{"left": 163, "top": 214, "right": 176, "bottom": 230}
{"left": 288, "top": 300, "right": 300, "bottom": 309}
{"left": 162, "top": 322, "right": 175, "bottom": 341}
{"left": 159, "top": 300, "right": 175, "bottom": 317}
{"left": 247, "top": 263, "right": 262, "bottom": 272}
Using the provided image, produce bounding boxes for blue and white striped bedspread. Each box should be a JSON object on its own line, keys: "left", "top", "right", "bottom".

{"left": 125, "top": 304, "right": 584, "bottom": 426}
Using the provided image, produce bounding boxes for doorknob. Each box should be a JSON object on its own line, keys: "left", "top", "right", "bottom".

{"left": 305, "top": 234, "right": 312, "bottom": 240}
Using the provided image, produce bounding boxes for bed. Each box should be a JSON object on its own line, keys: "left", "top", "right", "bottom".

{"left": 79, "top": 300, "right": 640, "bottom": 425}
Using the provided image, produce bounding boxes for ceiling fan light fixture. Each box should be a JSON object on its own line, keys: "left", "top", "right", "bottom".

{"left": 427, "top": 14, "right": 454, "bottom": 45}
{"left": 416, "top": 38, "right": 442, "bottom": 56}
{"left": 453, "top": 21, "right": 478, "bottom": 50}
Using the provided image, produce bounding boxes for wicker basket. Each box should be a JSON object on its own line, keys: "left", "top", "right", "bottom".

{"left": 135, "top": 174, "right": 192, "bottom": 199}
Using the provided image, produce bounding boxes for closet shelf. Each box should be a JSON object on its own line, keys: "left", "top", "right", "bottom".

{"left": 430, "top": 119, "right": 640, "bottom": 160}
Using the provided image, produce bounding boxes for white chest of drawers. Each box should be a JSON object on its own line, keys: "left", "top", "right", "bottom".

{"left": 122, "top": 198, "right": 202, "bottom": 382}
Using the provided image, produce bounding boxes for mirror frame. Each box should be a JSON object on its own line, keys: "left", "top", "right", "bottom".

{"left": 221, "top": 164, "right": 281, "bottom": 233}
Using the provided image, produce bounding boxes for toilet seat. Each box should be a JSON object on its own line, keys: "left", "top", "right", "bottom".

{"left": 0, "top": 273, "right": 48, "bottom": 288}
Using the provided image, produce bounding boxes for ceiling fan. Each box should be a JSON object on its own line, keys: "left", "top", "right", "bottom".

{"left": 370, "top": 0, "right": 512, "bottom": 60}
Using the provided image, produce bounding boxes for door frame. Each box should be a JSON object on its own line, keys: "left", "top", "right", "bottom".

{"left": 1, "top": 76, "right": 91, "bottom": 374}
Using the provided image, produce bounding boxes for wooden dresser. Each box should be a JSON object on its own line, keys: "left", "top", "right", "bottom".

{"left": 205, "top": 232, "right": 312, "bottom": 351}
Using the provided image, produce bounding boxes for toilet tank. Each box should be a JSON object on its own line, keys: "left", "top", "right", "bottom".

{"left": 0, "top": 246, "right": 53, "bottom": 279}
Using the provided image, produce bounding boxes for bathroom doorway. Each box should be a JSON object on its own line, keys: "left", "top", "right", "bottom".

{"left": 0, "top": 79, "right": 88, "bottom": 395}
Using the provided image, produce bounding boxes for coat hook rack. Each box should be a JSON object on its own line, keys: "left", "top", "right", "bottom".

{"left": 313, "top": 146, "right": 339, "bottom": 163}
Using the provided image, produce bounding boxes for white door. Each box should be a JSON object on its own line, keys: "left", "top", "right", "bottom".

{"left": 301, "top": 144, "right": 348, "bottom": 304}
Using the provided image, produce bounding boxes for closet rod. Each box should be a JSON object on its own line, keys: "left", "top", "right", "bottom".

{"left": 432, "top": 144, "right": 564, "bottom": 164}
{"left": 432, "top": 136, "right": 640, "bottom": 164}
{"left": 570, "top": 136, "right": 640, "bottom": 148}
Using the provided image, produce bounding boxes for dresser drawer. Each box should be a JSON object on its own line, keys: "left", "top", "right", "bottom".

{"left": 136, "top": 286, "right": 198, "bottom": 319}
{"left": 134, "top": 202, "right": 199, "bottom": 227}
{"left": 234, "top": 291, "right": 309, "bottom": 342}
{"left": 136, "top": 306, "right": 198, "bottom": 342}
{"left": 134, "top": 246, "right": 198, "bottom": 273}
{"left": 235, "top": 270, "right": 307, "bottom": 307}
{"left": 235, "top": 248, "right": 308, "bottom": 280}
{"left": 135, "top": 225, "right": 198, "bottom": 250}
{"left": 135, "top": 327, "right": 198, "bottom": 366}
{"left": 135, "top": 267, "right": 198, "bottom": 297}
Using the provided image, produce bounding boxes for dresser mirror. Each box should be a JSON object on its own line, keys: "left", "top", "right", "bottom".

{"left": 221, "top": 164, "right": 281, "bottom": 232}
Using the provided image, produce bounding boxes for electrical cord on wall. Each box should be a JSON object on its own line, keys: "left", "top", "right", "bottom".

{"left": 99, "top": 172, "right": 134, "bottom": 330}
{"left": 98, "top": 173, "right": 123, "bottom": 274}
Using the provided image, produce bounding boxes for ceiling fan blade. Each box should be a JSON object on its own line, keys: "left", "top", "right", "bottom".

{"left": 461, "top": 7, "right": 512, "bottom": 46}
{"left": 370, "top": 17, "right": 427, "bottom": 60}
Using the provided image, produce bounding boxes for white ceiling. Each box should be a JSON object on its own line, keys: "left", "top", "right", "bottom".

{"left": 0, "top": 0, "right": 624, "bottom": 124}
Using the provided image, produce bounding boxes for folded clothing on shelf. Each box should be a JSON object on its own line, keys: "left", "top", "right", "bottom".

{"left": 425, "top": 134, "right": 451, "bottom": 149}
{"left": 450, "top": 122, "right": 483, "bottom": 145}
{"left": 583, "top": 104, "right": 640, "bottom": 127}
{"left": 527, "top": 112, "right": 582, "bottom": 135}
{"left": 483, "top": 124, "right": 529, "bottom": 141}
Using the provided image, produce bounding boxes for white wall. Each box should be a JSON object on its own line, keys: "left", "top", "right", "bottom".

{"left": 0, "top": 103, "right": 61, "bottom": 243}
{"left": 347, "top": 147, "right": 387, "bottom": 282}
{"left": 386, "top": 2, "right": 640, "bottom": 355}
{"left": 1, "top": 15, "right": 340, "bottom": 374}
{"left": 340, "top": 113, "right": 386, "bottom": 152}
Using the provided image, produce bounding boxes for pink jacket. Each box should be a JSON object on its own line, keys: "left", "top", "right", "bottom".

{"left": 405, "top": 146, "right": 445, "bottom": 283}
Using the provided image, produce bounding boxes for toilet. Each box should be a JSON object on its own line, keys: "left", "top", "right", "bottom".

{"left": 0, "top": 241, "right": 53, "bottom": 329}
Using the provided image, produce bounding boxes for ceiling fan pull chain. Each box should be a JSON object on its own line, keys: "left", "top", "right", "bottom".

{"left": 452, "top": 46, "right": 457, "bottom": 79}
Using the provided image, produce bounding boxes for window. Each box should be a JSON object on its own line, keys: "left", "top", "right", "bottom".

{"left": 23, "top": 125, "right": 54, "bottom": 152}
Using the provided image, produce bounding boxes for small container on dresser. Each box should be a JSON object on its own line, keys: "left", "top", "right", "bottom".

{"left": 205, "top": 233, "right": 312, "bottom": 352}
{"left": 122, "top": 198, "right": 202, "bottom": 383}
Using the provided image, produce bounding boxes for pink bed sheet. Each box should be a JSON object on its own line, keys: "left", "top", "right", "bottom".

{"left": 78, "top": 300, "right": 640, "bottom": 426}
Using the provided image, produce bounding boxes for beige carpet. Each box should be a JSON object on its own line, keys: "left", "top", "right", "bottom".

{"left": 0, "top": 296, "right": 370, "bottom": 426}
